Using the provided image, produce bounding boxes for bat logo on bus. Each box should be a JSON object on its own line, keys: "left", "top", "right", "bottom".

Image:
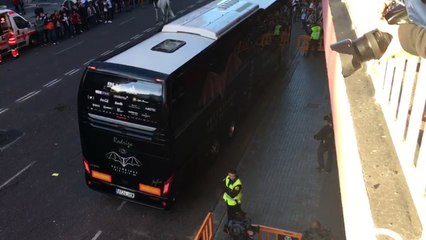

{"left": 105, "top": 151, "right": 142, "bottom": 167}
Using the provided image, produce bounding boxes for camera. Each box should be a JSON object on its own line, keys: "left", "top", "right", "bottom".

{"left": 330, "top": 29, "right": 393, "bottom": 77}
{"left": 382, "top": 0, "right": 410, "bottom": 25}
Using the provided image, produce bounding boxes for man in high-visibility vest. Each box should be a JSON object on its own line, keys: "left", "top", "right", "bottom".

{"left": 6, "top": 28, "right": 19, "bottom": 59}
{"left": 223, "top": 168, "right": 243, "bottom": 223}
{"left": 309, "top": 23, "right": 321, "bottom": 53}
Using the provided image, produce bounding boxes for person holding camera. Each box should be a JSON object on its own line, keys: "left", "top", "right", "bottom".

{"left": 313, "top": 114, "right": 335, "bottom": 174}
{"left": 398, "top": 0, "right": 426, "bottom": 58}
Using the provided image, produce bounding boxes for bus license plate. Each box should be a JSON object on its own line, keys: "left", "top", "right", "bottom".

{"left": 115, "top": 188, "right": 135, "bottom": 199}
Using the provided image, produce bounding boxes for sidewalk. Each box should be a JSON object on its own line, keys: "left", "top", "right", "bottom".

{"left": 211, "top": 24, "right": 346, "bottom": 239}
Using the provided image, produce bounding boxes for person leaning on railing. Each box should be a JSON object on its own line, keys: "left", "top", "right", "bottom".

{"left": 398, "top": 0, "right": 426, "bottom": 58}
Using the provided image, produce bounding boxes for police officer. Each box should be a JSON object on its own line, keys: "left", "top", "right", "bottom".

{"left": 223, "top": 168, "right": 243, "bottom": 222}
{"left": 6, "top": 28, "right": 19, "bottom": 59}
{"left": 313, "top": 114, "right": 335, "bottom": 174}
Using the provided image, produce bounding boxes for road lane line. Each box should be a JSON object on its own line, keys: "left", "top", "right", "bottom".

{"left": 43, "top": 78, "right": 62, "bottom": 88}
{"left": 188, "top": 4, "right": 196, "bottom": 8}
{"left": 117, "top": 201, "right": 127, "bottom": 211}
{"left": 131, "top": 34, "right": 143, "bottom": 40}
{"left": 144, "top": 27, "right": 155, "bottom": 33}
{"left": 115, "top": 41, "right": 130, "bottom": 49}
{"left": 15, "top": 90, "right": 40, "bottom": 103}
{"left": 84, "top": 58, "right": 95, "bottom": 66}
{"left": 67, "top": 68, "right": 81, "bottom": 76}
{"left": 178, "top": 9, "right": 186, "bottom": 14}
{"left": 155, "top": 22, "right": 162, "bottom": 26}
{"left": 119, "top": 17, "right": 135, "bottom": 25}
{"left": 131, "top": 34, "right": 142, "bottom": 40}
{"left": 0, "top": 108, "right": 8, "bottom": 114}
{"left": 0, "top": 161, "right": 36, "bottom": 190}
{"left": 55, "top": 41, "right": 84, "bottom": 55}
{"left": 91, "top": 231, "right": 102, "bottom": 240}
{"left": 64, "top": 68, "right": 80, "bottom": 75}
{"left": 100, "top": 49, "right": 114, "bottom": 56}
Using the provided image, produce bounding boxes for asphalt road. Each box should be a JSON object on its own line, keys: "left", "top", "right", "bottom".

{"left": 0, "top": 1, "right": 235, "bottom": 239}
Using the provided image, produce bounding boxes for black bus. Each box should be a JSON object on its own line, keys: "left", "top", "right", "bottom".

{"left": 77, "top": 0, "right": 291, "bottom": 209}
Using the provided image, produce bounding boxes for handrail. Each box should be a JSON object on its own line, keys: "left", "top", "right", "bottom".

{"left": 256, "top": 224, "right": 303, "bottom": 240}
{"left": 194, "top": 212, "right": 213, "bottom": 240}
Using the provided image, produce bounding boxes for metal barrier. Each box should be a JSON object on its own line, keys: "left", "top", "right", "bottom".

{"left": 194, "top": 212, "right": 302, "bottom": 240}
{"left": 194, "top": 212, "right": 213, "bottom": 240}
{"left": 370, "top": 54, "right": 426, "bottom": 238}
{"left": 256, "top": 225, "right": 303, "bottom": 240}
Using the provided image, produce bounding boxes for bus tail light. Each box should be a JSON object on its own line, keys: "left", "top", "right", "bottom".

{"left": 83, "top": 158, "right": 90, "bottom": 174}
{"left": 163, "top": 176, "right": 173, "bottom": 196}
{"left": 139, "top": 184, "right": 161, "bottom": 196}
{"left": 92, "top": 170, "right": 112, "bottom": 183}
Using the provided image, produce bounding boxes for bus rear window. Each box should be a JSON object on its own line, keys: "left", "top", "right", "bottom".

{"left": 81, "top": 71, "right": 163, "bottom": 127}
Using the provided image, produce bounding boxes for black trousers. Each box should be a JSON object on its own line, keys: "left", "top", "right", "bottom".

{"left": 317, "top": 144, "right": 334, "bottom": 172}
{"left": 227, "top": 203, "right": 242, "bottom": 221}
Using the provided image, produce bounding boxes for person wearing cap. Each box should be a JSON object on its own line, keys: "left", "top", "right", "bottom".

{"left": 223, "top": 168, "right": 243, "bottom": 222}
{"left": 313, "top": 114, "right": 334, "bottom": 174}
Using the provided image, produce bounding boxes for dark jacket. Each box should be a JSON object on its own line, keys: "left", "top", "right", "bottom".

{"left": 314, "top": 124, "right": 334, "bottom": 149}
{"left": 398, "top": 22, "right": 426, "bottom": 58}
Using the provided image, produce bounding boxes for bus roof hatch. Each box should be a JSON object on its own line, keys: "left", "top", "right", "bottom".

{"left": 162, "top": 0, "right": 259, "bottom": 40}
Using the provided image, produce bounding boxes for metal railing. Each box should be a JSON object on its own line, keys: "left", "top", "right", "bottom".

{"left": 256, "top": 225, "right": 303, "bottom": 240}
{"left": 370, "top": 54, "right": 426, "bottom": 238}
{"left": 194, "top": 212, "right": 214, "bottom": 240}
{"left": 193, "top": 212, "right": 302, "bottom": 240}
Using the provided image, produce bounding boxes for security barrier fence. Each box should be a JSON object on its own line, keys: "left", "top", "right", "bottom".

{"left": 193, "top": 212, "right": 302, "bottom": 240}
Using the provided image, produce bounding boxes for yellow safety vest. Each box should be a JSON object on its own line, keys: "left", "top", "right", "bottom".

{"left": 223, "top": 177, "right": 242, "bottom": 206}
{"left": 311, "top": 25, "right": 321, "bottom": 40}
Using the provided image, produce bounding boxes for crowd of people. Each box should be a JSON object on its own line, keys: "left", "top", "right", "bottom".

{"left": 32, "top": 0, "right": 143, "bottom": 45}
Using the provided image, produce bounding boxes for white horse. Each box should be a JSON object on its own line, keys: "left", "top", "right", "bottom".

{"left": 152, "top": 0, "right": 175, "bottom": 23}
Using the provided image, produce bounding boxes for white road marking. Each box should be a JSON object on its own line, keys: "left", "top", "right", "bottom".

{"left": 84, "top": 58, "right": 95, "bottom": 66}
{"left": 115, "top": 41, "right": 130, "bottom": 49}
{"left": 188, "top": 4, "right": 196, "bottom": 8}
{"left": 131, "top": 34, "right": 143, "bottom": 40}
{"left": 155, "top": 22, "right": 162, "bottom": 26}
{"left": 117, "top": 201, "right": 127, "bottom": 211}
{"left": 55, "top": 41, "right": 84, "bottom": 55}
{"left": 15, "top": 90, "right": 41, "bottom": 103}
{"left": 144, "top": 27, "right": 155, "bottom": 33}
{"left": 196, "top": 0, "right": 204, "bottom": 3}
{"left": 0, "top": 108, "right": 8, "bottom": 114}
{"left": 178, "top": 9, "right": 186, "bottom": 14}
{"left": 0, "top": 161, "right": 36, "bottom": 190}
{"left": 91, "top": 231, "right": 102, "bottom": 240}
{"left": 100, "top": 49, "right": 114, "bottom": 56}
{"left": 119, "top": 17, "right": 135, "bottom": 25}
{"left": 43, "top": 78, "right": 62, "bottom": 88}
{"left": 65, "top": 68, "right": 80, "bottom": 76}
